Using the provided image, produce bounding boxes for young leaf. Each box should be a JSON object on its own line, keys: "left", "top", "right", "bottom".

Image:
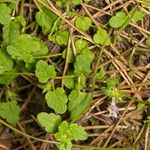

{"left": 0, "top": 100, "right": 20, "bottom": 125}
{"left": 55, "top": 121, "right": 88, "bottom": 143}
{"left": 64, "top": 74, "right": 86, "bottom": 89}
{"left": 74, "top": 54, "right": 91, "bottom": 76}
{"left": 70, "top": 123, "right": 88, "bottom": 140}
{"left": 101, "top": 78, "right": 122, "bottom": 100}
{"left": 64, "top": 77, "right": 76, "bottom": 89}
{"left": 35, "top": 60, "right": 56, "bottom": 83}
{"left": 75, "top": 16, "right": 92, "bottom": 32}
{"left": 58, "top": 142, "right": 72, "bottom": 150}
{"left": 64, "top": 72, "right": 76, "bottom": 89}
{"left": 96, "top": 69, "right": 105, "bottom": 80}
{"left": 81, "top": 48, "right": 95, "bottom": 62}
{"left": 133, "top": 11, "right": 144, "bottom": 22}
{"left": 68, "top": 90, "right": 91, "bottom": 121}
{"left": 137, "top": 102, "right": 145, "bottom": 111}
{"left": 0, "top": 3, "right": 11, "bottom": 25}
{"left": 84, "top": 0, "right": 91, "bottom": 2}
{"left": 141, "top": 0, "right": 150, "bottom": 9}
{"left": 7, "top": 34, "right": 48, "bottom": 63}
{"left": 36, "top": 11, "right": 57, "bottom": 35}
{"left": 106, "top": 77, "right": 118, "bottom": 88}
{"left": 36, "top": 0, "right": 55, "bottom": 16}
{"left": 15, "top": 16, "right": 26, "bottom": 27}
{"left": 0, "top": 49, "right": 13, "bottom": 73}
{"left": 43, "top": 83, "right": 51, "bottom": 93}
{"left": 109, "top": 11, "right": 128, "bottom": 28}
{"left": 93, "top": 28, "right": 111, "bottom": 46}
{"left": 2, "top": 19, "right": 21, "bottom": 49}
{"left": 55, "top": 121, "right": 73, "bottom": 143}
{"left": 45, "top": 88, "right": 68, "bottom": 114}
{"left": 7, "top": 0, "right": 20, "bottom": 3}
{"left": 72, "top": 0, "right": 81, "bottom": 5}
{"left": 49, "top": 30, "right": 69, "bottom": 45}
{"left": 101, "top": 87, "right": 112, "bottom": 97}
{"left": 145, "top": 37, "right": 150, "bottom": 46}
{"left": 0, "top": 68, "right": 18, "bottom": 85}
{"left": 75, "top": 39, "right": 88, "bottom": 51}
{"left": 62, "top": 48, "right": 74, "bottom": 63}
{"left": 56, "top": 0, "right": 64, "bottom": 8}
{"left": 37, "top": 112, "right": 61, "bottom": 132}
{"left": 55, "top": 30, "right": 69, "bottom": 45}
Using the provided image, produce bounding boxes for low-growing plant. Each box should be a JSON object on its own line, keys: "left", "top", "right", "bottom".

{"left": 0, "top": 0, "right": 149, "bottom": 149}
{"left": 101, "top": 77, "right": 124, "bottom": 101}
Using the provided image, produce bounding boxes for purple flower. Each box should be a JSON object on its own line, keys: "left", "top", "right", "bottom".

{"left": 105, "top": 97, "right": 119, "bottom": 118}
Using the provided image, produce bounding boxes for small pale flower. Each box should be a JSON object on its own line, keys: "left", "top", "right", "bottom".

{"left": 105, "top": 97, "right": 119, "bottom": 118}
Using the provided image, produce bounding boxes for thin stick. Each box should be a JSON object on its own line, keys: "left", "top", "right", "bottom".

{"left": 145, "top": 124, "right": 150, "bottom": 150}
{"left": 18, "top": 123, "right": 36, "bottom": 150}
{"left": 61, "top": 29, "right": 72, "bottom": 88}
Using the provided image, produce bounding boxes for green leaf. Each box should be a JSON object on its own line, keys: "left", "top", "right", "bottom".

{"left": 0, "top": 49, "right": 13, "bottom": 73}
{"left": 84, "top": 0, "right": 91, "bottom": 2}
{"left": 37, "top": 112, "right": 61, "bottom": 132}
{"left": 0, "top": 100, "right": 20, "bottom": 125}
{"left": 64, "top": 74, "right": 86, "bottom": 90}
{"left": 15, "top": 16, "right": 26, "bottom": 26}
{"left": 0, "top": 3, "right": 11, "bottom": 25}
{"left": 133, "top": 11, "right": 144, "bottom": 22}
{"left": 43, "top": 83, "right": 51, "bottom": 93}
{"left": 146, "top": 98, "right": 150, "bottom": 104}
{"left": 68, "top": 11, "right": 78, "bottom": 17}
{"left": 1, "top": 0, "right": 21, "bottom": 3}
{"left": 2, "top": 19, "right": 21, "bottom": 49}
{"left": 74, "top": 54, "right": 91, "bottom": 76}
{"left": 36, "top": 11, "right": 57, "bottom": 35}
{"left": 72, "top": 0, "right": 81, "bottom": 5}
{"left": 109, "top": 11, "right": 128, "bottom": 28}
{"left": 101, "top": 87, "right": 112, "bottom": 97}
{"left": 36, "top": 0, "right": 53, "bottom": 15}
{"left": 55, "top": 30, "right": 69, "bottom": 45}
{"left": 49, "top": 30, "right": 69, "bottom": 45}
{"left": 106, "top": 77, "right": 118, "bottom": 88}
{"left": 144, "top": 116, "right": 150, "bottom": 123}
{"left": 45, "top": 88, "right": 68, "bottom": 114}
{"left": 0, "top": 68, "right": 18, "bottom": 85}
{"left": 75, "top": 39, "right": 88, "bottom": 51}
{"left": 62, "top": 48, "right": 74, "bottom": 63}
{"left": 64, "top": 77, "right": 76, "bottom": 89}
{"left": 93, "top": 28, "right": 111, "bottom": 46}
{"left": 68, "top": 90, "right": 91, "bottom": 121}
{"left": 137, "top": 102, "right": 145, "bottom": 111}
{"left": 101, "top": 77, "right": 122, "bottom": 100}
{"left": 145, "top": 37, "right": 150, "bottom": 46}
{"left": 64, "top": 72, "right": 76, "bottom": 89}
{"left": 56, "top": 0, "right": 64, "bottom": 8}
{"left": 96, "top": 69, "right": 105, "bottom": 80}
{"left": 58, "top": 142, "right": 72, "bottom": 150}
{"left": 76, "top": 74, "right": 86, "bottom": 89}
{"left": 55, "top": 121, "right": 88, "bottom": 143}
{"left": 141, "top": 0, "right": 150, "bottom": 9}
{"left": 55, "top": 121, "right": 73, "bottom": 143}
{"left": 81, "top": 48, "right": 95, "bottom": 62}
{"left": 7, "top": 34, "right": 48, "bottom": 63}
{"left": 70, "top": 123, "right": 88, "bottom": 140}
{"left": 75, "top": 16, "right": 92, "bottom": 31}
{"left": 35, "top": 60, "right": 56, "bottom": 83}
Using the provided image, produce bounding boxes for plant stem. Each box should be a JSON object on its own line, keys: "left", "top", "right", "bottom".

{"left": 35, "top": 53, "right": 62, "bottom": 59}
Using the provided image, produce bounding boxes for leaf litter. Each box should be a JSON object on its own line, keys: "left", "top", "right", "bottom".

{"left": 0, "top": 0, "right": 149, "bottom": 150}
